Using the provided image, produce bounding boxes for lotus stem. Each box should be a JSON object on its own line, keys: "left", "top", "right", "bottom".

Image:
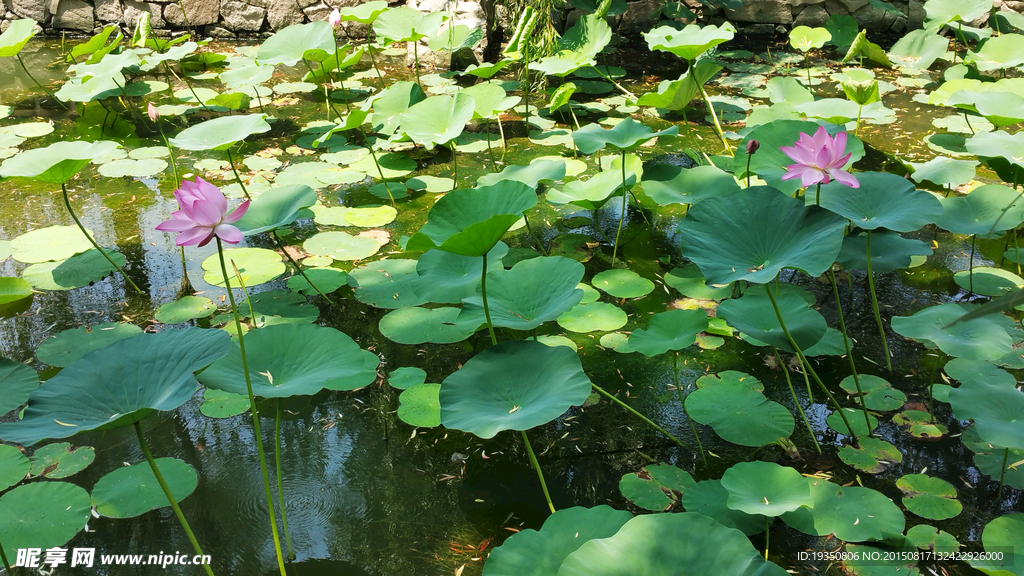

{"left": 856, "top": 104, "right": 862, "bottom": 136}
{"left": 763, "top": 283, "right": 860, "bottom": 443}
{"left": 998, "top": 447, "right": 1009, "bottom": 500}
{"left": 450, "top": 141, "right": 458, "bottom": 191}
{"left": 275, "top": 400, "right": 295, "bottom": 560}
{"left": 828, "top": 268, "right": 874, "bottom": 437}
{"left": 865, "top": 231, "right": 893, "bottom": 370}
{"left": 271, "top": 230, "right": 336, "bottom": 305}
{"left": 497, "top": 115, "right": 507, "bottom": 159}
{"left": 673, "top": 353, "right": 706, "bottom": 464}
{"left": 804, "top": 52, "right": 813, "bottom": 95}
{"left": 224, "top": 147, "right": 251, "bottom": 201}
{"left": 0, "top": 538, "right": 13, "bottom": 574}
{"left": 693, "top": 61, "right": 732, "bottom": 156}
{"left": 155, "top": 122, "right": 180, "bottom": 183}
{"left": 520, "top": 430, "right": 555, "bottom": 514}
{"left": 230, "top": 261, "right": 257, "bottom": 322}
{"left": 134, "top": 421, "right": 215, "bottom": 576}
{"left": 356, "top": 127, "right": 396, "bottom": 206}
{"left": 964, "top": 111, "right": 975, "bottom": 135}
{"left": 163, "top": 62, "right": 214, "bottom": 114}
{"left": 176, "top": 0, "right": 194, "bottom": 38}
{"left": 764, "top": 517, "right": 771, "bottom": 560}
{"left": 773, "top": 346, "right": 821, "bottom": 453}
{"left": 484, "top": 116, "right": 497, "bottom": 171}
{"left": 969, "top": 233, "right": 977, "bottom": 293}
{"left": 745, "top": 146, "right": 753, "bottom": 187}
{"left": 522, "top": 214, "right": 548, "bottom": 256}
{"left": 480, "top": 252, "right": 498, "bottom": 346}
{"left": 588, "top": 64, "right": 636, "bottom": 101}
{"left": 815, "top": 182, "right": 821, "bottom": 207}
{"left": 413, "top": 41, "right": 421, "bottom": 89}
{"left": 61, "top": 183, "right": 143, "bottom": 294}
{"left": 215, "top": 238, "right": 289, "bottom": 576}
{"left": 16, "top": 53, "right": 66, "bottom": 109}
{"left": 367, "top": 44, "right": 386, "bottom": 90}
{"left": 522, "top": 43, "right": 531, "bottom": 130}
{"left": 612, "top": 150, "right": 628, "bottom": 267}
{"left": 590, "top": 382, "right": 687, "bottom": 448}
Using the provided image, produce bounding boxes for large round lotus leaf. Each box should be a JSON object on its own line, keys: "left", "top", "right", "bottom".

{"left": 348, "top": 259, "right": 427, "bottom": 309}
{"left": 482, "top": 505, "right": 632, "bottom": 576}
{"left": 966, "top": 32, "right": 1024, "bottom": 71}
{"left": 415, "top": 243, "right": 508, "bottom": 304}
{"left": 287, "top": 267, "right": 348, "bottom": 296}
{"left": 0, "top": 482, "right": 90, "bottom": 563}
{"left": 558, "top": 512, "right": 788, "bottom": 576}
{"left": 397, "top": 383, "right": 441, "bottom": 427}
{"left": 399, "top": 92, "right": 475, "bottom": 148}
{"left": 813, "top": 172, "right": 942, "bottom": 231}
{"left": 349, "top": 153, "right": 416, "bottom": 178}
{"left": 891, "top": 303, "right": 1012, "bottom": 361}
{"left": 925, "top": 0, "right": 993, "bottom": 24}
{"left": 972, "top": 513, "right": 1024, "bottom": 576}
{"left": 837, "top": 436, "right": 903, "bottom": 474}
{"left": 0, "top": 356, "right": 37, "bottom": 415}
{"left": 954, "top": 267, "right": 1024, "bottom": 296}
{"left": 948, "top": 373, "right": 1024, "bottom": 450}
{"left": 36, "top": 322, "right": 143, "bottom": 367}
{"left": 0, "top": 18, "right": 37, "bottom": 57}
{"left": 10, "top": 225, "right": 94, "bottom": 263}
{"left": 0, "top": 444, "right": 28, "bottom": 490}
{"left": 97, "top": 157, "right": 168, "bottom": 178}
{"left": 910, "top": 156, "right": 977, "bottom": 188}
{"left": 199, "top": 388, "right": 250, "bottom": 419}
{"left": 619, "top": 463, "right": 696, "bottom": 512}
{"left": 155, "top": 295, "right": 216, "bottom": 324}
{"left": 0, "top": 277, "right": 31, "bottom": 305}
{"left": 28, "top": 443, "right": 94, "bottom": 479}
{"left": 644, "top": 23, "right": 735, "bottom": 62}
{"left": 23, "top": 248, "right": 127, "bottom": 291}
{"left": 337, "top": 0, "right": 387, "bottom": 23}
{"left": 933, "top": 184, "right": 1024, "bottom": 235}
{"left": 571, "top": 116, "right": 677, "bottom": 154}
{"left": 837, "top": 231, "right": 933, "bottom": 273}
{"left": 0, "top": 140, "right": 120, "bottom": 184}
{"left": 735, "top": 121, "right": 864, "bottom": 196}
{"left": 458, "top": 256, "right": 585, "bottom": 332}
{"left": 380, "top": 306, "right": 478, "bottom": 344}
{"left": 679, "top": 187, "right": 846, "bottom": 285}
{"left": 478, "top": 158, "right": 565, "bottom": 189}
{"left": 905, "top": 524, "right": 960, "bottom": 552}
{"left": 790, "top": 25, "right": 832, "bottom": 51}
{"left": 235, "top": 184, "right": 317, "bottom": 235}
{"left": 243, "top": 290, "right": 319, "bottom": 325}
{"left": 627, "top": 309, "right": 708, "bottom": 357}
{"left": 721, "top": 461, "right": 812, "bottom": 517}
{"left": 0, "top": 328, "right": 230, "bottom": 445}
{"left": 314, "top": 204, "right": 398, "bottom": 228}
{"left": 201, "top": 247, "right": 285, "bottom": 287}
{"left": 680, "top": 479, "right": 768, "bottom": 536}
{"left": 893, "top": 409, "right": 948, "bottom": 439}
{"left": 839, "top": 374, "right": 906, "bottom": 411}
{"left": 373, "top": 6, "right": 445, "bottom": 43}
{"left": 197, "top": 324, "right": 373, "bottom": 397}
{"left": 781, "top": 477, "right": 905, "bottom": 542}
{"left": 686, "top": 371, "right": 794, "bottom": 447}
{"left": 641, "top": 164, "right": 740, "bottom": 207}
{"left": 388, "top": 367, "right": 427, "bottom": 390}
{"left": 556, "top": 302, "right": 627, "bottom": 333}
{"left": 965, "top": 130, "right": 1024, "bottom": 184}
{"left": 897, "top": 474, "right": 961, "bottom": 520}
{"left": 255, "top": 21, "right": 335, "bottom": 66}
{"left": 718, "top": 289, "right": 827, "bottom": 352}
{"left": 546, "top": 168, "right": 634, "bottom": 210}
{"left": 591, "top": 269, "right": 654, "bottom": 299}
{"left": 439, "top": 340, "right": 592, "bottom": 439}
{"left": 664, "top": 263, "right": 733, "bottom": 300}
{"left": 91, "top": 457, "right": 198, "bottom": 518}
{"left": 827, "top": 407, "right": 877, "bottom": 437}
{"left": 406, "top": 181, "right": 538, "bottom": 257}
{"left": 168, "top": 113, "right": 271, "bottom": 151}
{"left": 305, "top": 231, "right": 386, "bottom": 262}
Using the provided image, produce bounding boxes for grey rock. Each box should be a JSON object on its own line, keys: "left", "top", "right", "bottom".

{"left": 296, "top": 0, "right": 317, "bottom": 8}
{"left": 744, "top": 22, "right": 777, "bottom": 33}
{"left": 94, "top": 0, "right": 123, "bottom": 22}
{"left": 164, "top": 0, "right": 220, "bottom": 26}
{"left": 302, "top": 1, "right": 331, "bottom": 23}
{"left": 222, "top": 0, "right": 265, "bottom": 31}
{"left": 824, "top": 0, "right": 850, "bottom": 14}
{"left": 266, "top": 0, "right": 303, "bottom": 30}
{"left": 793, "top": 3, "right": 828, "bottom": 25}
{"left": 726, "top": 0, "right": 793, "bottom": 24}
{"left": 241, "top": 0, "right": 268, "bottom": 8}
{"left": 209, "top": 25, "right": 235, "bottom": 37}
{"left": 908, "top": 0, "right": 925, "bottom": 27}
{"left": 9, "top": 0, "right": 48, "bottom": 21}
{"left": 617, "top": 0, "right": 660, "bottom": 35}
{"left": 52, "top": 0, "right": 94, "bottom": 30}
{"left": 837, "top": 0, "right": 870, "bottom": 11}
{"left": 124, "top": 0, "right": 166, "bottom": 29}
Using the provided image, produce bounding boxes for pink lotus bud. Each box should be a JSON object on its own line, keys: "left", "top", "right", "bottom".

{"left": 329, "top": 8, "right": 341, "bottom": 28}
{"left": 148, "top": 102, "right": 159, "bottom": 122}
{"left": 746, "top": 139, "right": 759, "bottom": 155}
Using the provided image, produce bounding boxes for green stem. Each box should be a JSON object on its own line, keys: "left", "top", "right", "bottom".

{"left": 865, "top": 231, "right": 892, "bottom": 370}
{"left": 16, "top": 53, "right": 66, "bottom": 108}
{"left": 829, "top": 268, "right": 873, "bottom": 437}
{"left": 612, "top": 150, "right": 628, "bottom": 267}
{"left": 998, "top": 447, "right": 1009, "bottom": 500}
{"left": 497, "top": 115, "right": 507, "bottom": 159}
{"left": 481, "top": 252, "right": 497, "bottom": 346}
{"left": 215, "top": 238, "right": 289, "bottom": 576}
{"left": 856, "top": 104, "right": 862, "bottom": 136}
{"left": 696, "top": 78, "right": 732, "bottom": 156}
{"left": 0, "top": 538, "right": 13, "bottom": 574}
{"left": 521, "top": 430, "right": 555, "bottom": 514}
{"left": 523, "top": 214, "right": 548, "bottom": 256}
{"left": 484, "top": 116, "right": 497, "bottom": 171}
{"left": 745, "top": 148, "right": 752, "bottom": 187}
{"left": 969, "top": 233, "right": 977, "bottom": 294}
{"left": 588, "top": 64, "right": 636, "bottom": 100}
{"left": 964, "top": 111, "right": 975, "bottom": 135}
{"left": 357, "top": 128, "right": 395, "bottom": 207}
{"left": 275, "top": 400, "right": 295, "bottom": 560}
{"left": 156, "top": 123, "right": 180, "bottom": 183}
{"left": 673, "top": 353, "right": 706, "bottom": 464}
{"left": 805, "top": 51, "right": 812, "bottom": 94}
{"left": 367, "top": 45, "right": 386, "bottom": 90}
{"left": 413, "top": 41, "right": 421, "bottom": 88}
{"left": 134, "top": 421, "right": 215, "bottom": 576}
{"left": 590, "top": 382, "right": 687, "bottom": 447}
{"left": 814, "top": 182, "right": 821, "bottom": 207}
{"left": 61, "top": 183, "right": 143, "bottom": 294}
{"left": 522, "top": 42, "right": 531, "bottom": 130}
{"left": 224, "top": 147, "right": 250, "bottom": 201}
{"left": 763, "top": 283, "right": 859, "bottom": 443}
{"left": 773, "top": 347, "right": 821, "bottom": 453}
{"left": 450, "top": 141, "right": 458, "bottom": 191}
{"left": 271, "top": 230, "right": 335, "bottom": 305}
{"left": 176, "top": 0, "right": 194, "bottom": 37}
{"left": 765, "top": 517, "right": 771, "bottom": 560}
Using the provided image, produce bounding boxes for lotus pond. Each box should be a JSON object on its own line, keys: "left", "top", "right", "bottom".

{"left": 0, "top": 1, "right": 1023, "bottom": 575}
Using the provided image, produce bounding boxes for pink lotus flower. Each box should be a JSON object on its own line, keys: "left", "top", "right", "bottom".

{"left": 328, "top": 8, "right": 341, "bottom": 28}
{"left": 780, "top": 126, "right": 859, "bottom": 189}
{"left": 148, "top": 102, "right": 159, "bottom": 122}
{"left": 156, "top": 177, "right": 249, "bottom": 247}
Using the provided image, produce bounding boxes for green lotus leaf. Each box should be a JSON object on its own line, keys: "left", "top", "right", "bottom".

{"left": 686, "top": 371, "right": 794, "bottom": 447}
{"left": 28, "top": 443, "right": 95, "bottom": 479}
{"left": 680, "top": 479, "right": 767, "bottom": 536}
{"left": 905, "top": 524, "right": 960, "bottom": 551}
{"left": 781, "top": 477, "right": 905, "bottom": 541}
{"left": 641, "top": 164, "right": 739, "bottom": 207}
{"left": 627, "top": 309, "right": 709, "bottom": 357}
{"left": 722, "top": 461, "right": 812, "bottom": 517}
{"left": 201, "top": 247, "right": 285, "bottom": 287}
{"left": 220, "top": 62, "right": 274, "bottom": 88}
{"left": 972, "top": 513, "right": 1024, "bottom": 576}
{"left": 154, "top": 295, "right": 216, "bottom": 324}
{"left": 546, "top": 168, "right": 635, "bottom": 210}
{"left": 839, "top": 374, "right": 907, "bottom": 411}
{"left": 379, "top": 306, "right": 477, "bottom": 344}
{"left": 558, "top": 13, "right": 613, "bottom": 62}
{"left": 837, "top": 231, "right": 932, "bottom": 273}
{"left": 952, "top": 90, "right": 1024, "bottom": 127}
{"left": 0, "top": 19, "right": 37, "bottom": 57}
{"left": 91, "top": 458, "right": 197, "bottom": 518}
{"left": 255, "top": 21, "right": 334, "bottom": 66}
{"left": 812, "top": 172, "right": 943, "bottom": 231}
{"left": 954, "top": 267, "right": 1024, "bottom": 296}
{"left": 664, "top": 264, "right": 733, "bottom": 300}
{"left": 790, "top": 26, "right": 832, "bottom": 52}
{"left": 23, "top": 248, "right": 126, "bottom": 291}
{"left": 198, "top": 324, "right": 374, "bottom": 397}
{"left": 348, "top": 259, "right": 426, "bottom": 309}
{"left": 897, "top": 474, "right": 961, "bottom": 520}
{"left": 388, "top": 367, "right": 426, "bottom": 390}
{"left": 947, "top": 367, "right": 1024, "bottom": 450}
{"left": 397, "top": 383, "right": 441, "bottom": 427}
{"left": 0, "top": 482, "right": 91, "bottom": 563}
{"left": 892, "top": 303, "right": 1012, "bottom": 361}
{"left": 644, "top": 23, "right": 735, "bottom": 62}
{"left": 478, "top": 158, "right": 566, "bottom": 189}
{"left": 572, "top": 116, "right": 677, "bottom": 155}
{"left": 374, "top": 6, "right": 445, "bottom": 44}
{"left": 199, "top": 388, "right": 249, "bottom": 419}
{"left": 458, "top": 256, "right": 584, "bottom": 332}
{"left": 591, "top": 269, "right": 653, "bottom": 299}
{"left": 0, "top": 444, "right": 28, "bottom": 490}
{"left": 679, "top": 187, "right": 846, "bottom": 285}
{"left": 766, "top": 76, "right": 813, "bottom": 105}
{"left": 558, "top": 512, "right": 788, "bottom": 576}
{"left": 169, "top": 113, "right": 270, "bottom": 151}
{"left": 890, "top": 29, "right": 950, "bottom": 71}
{"left": 718, "top": 289, "right": 827, "bottom": 352}
{"left": 416, "top": 242, "right": 507, "bottom": 304}
{"left": 548, "top": 82, "right": 577, "bottom": 112}
{"left": 619, "top": 463, "right": 695, "bottom": 512}
{"left": 242, "top": 289, "right": 319, "bottom": 325}
{"left": 286, "top": 267, "right": 347, "bottom": 296}
{"left": 369, "top": 81, "right": 426, "bottom": 135}
{"left": 36, "top": 322, "right": 142, "bottom": 367}
{"left": 909, "top": 156, "right": 977, "bottom": 188}
{"left": 837, "top": 436, "right": 903, "bottom": 473}
{"left": 0, "top": 140, "right": 120, "bottom": 184}
{"left": 926, "top": 0, "right": 993, "bottom": 24}
{"left": 827, "top": 407, "right": 877, "bottom": 437}
{"left": 400, "top": 93, "right": 475, "bottom": 149}
{"left": 313, "top": 204, "right": 397, "bottom": 228}
{"left": 406, "top": 181, "right": 537, "bottom": 257}
{"left": 459, "top": 59, "right": 514, "bottom": 80}
{"left": 234, "top": 184, "right": 316, "bottom": 236}
{"left": 894, "top": 409, "right": 948, "bottom": 439}
{"left": 842, "top": 29, "right": 892, "bottom": 67}
{"left": 0, "top": 357, "right": 37, "bottom": 416}
{"left": 636, "top": 61, "right": 721, "bottom": 111}
{"left": 965, "top": 131, "right": 1024, "bottom": 184}
{"left": 305, "top": 231, "right": 385, "bottom": 262}
{"left": 482, "top": 505, "right": 632, "bottom": 576}
{"left": 0, "top": 328, "right": 229, "bottom": 445}
{"left": 439, "top": 340, "right": 592, "bottom": 439}
{"left": 736, "top": 121, "right": 864, "bottom": 195}
{"left": 0, "top": 277, "right": 31, "bottom": 305}
{"left": 557, "top": 302, "right": 627, "bottom": 333}
{"left": 840, "top": 70, "right": 880, "bottom": 107}
{"left": 966, "top": 33, "right": 1024, "bottom": 72}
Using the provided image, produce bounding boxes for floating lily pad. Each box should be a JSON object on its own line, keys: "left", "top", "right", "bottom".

{"left": 199, "top": 388, "right": 250, "bottom": 418}
{"left": 303, "top": 231, "right": 384, "bottom": 262}
{"left": 0, "top": 357, "right": 37, "bottom": 416}
{"left": 837, "top": 231, "right": 933, "bottom": 273}
{"left": 838, "top": 436, "right": 903, "bottom": 473}
{"left": 556, "top": 302, "right": 627, "bottom": 333}
{"left": 243, "top": 290, "right": 319, "bottom": 325}
{"left": 828, "top": 407, "right": 877, "bottom": 437}
{"left": 36, "top": 322, "right": 143, "bottom": 367}
{"left": 397, "top": 383, "right": 441, "bottom": 427}
{"left": 155, "top": 295, "right": 216, "bottom": 324}
{"left": 721, "top": 461, "right": 812, "bottom": 517}
{"left": 892, "top": 303, "right": 1012, "bottom": 361}
{"left": 718, "top": 289, "right": 827, "bottom": 352}
{"left": 415, "top": 243, "right": 507, "bottom": 304}
{"left": 680, "top": 479, "right": 768, "bottom": 536}
{"left": 97, "top": 158, "right": 168, "bottom": 178}
{"left": 687, "top": 371, "right": 794, "bottom": 447}
{"left": 313, "top": 204, "right": 397, "bottom": 228}
{"left": 350, "top": 153, "right": 416, "bottom": 179}
{"left": 905, "top": 524, "right": 960, "bottom": 551}
{"left": 664, "top": 264, "right": 733, "bottom": 300}
{"left": 406, "top": 174, "right": 454, "bottom": 193}
{"left": 91, "top": 458, "right": 198, "bottom": 518}
{"left": 28, "top": 443, "right": 95, "bottom": 479}
{"left": 948, "top": 367, "right": 1024, "bottom": 450}
{"left": 380, "top": 306, "right": 478, "bottom": 344}
{"left": 287, "top": 267, "right": 348, "bottom": 296}
{"left": 0, "top": 277, "right": 31, "bottom": 306}
{"left": 628, "top": 309, "right": 708, "bottom": 357}
{"left": 619, "top": 464, "right": 695, "bottom": 511}
{"left": 0, "top": 482, "right": 91, "bottom": 563}
{"left": 0, "top": 444, "right": 28, "bottom": 491}
{"left": 478, "top": 158, "right": 566, "bottom": 189}
{"left": 897, "top": 474, "right": 961, "bottom": 520}
{"left": 972, "top": 513, "right": 1024, "bottom": 576}
{"left": 201, "top": 247, "right": 285, "bottom": 287}
{"left": 840, "top": 374, "right": 907, "bottom": 411}
{"left": 954, "top": 267, "right": 1024, "bottom": 296}
{"left": 10, "top": 225, "right": 94, "bottom": 264}
{"left": 591, "top": 269, "right": 654, "bottom": 299}
{"left": 388, "top": 367, "right": 426, "bottom": 390}
{"left": 459, "top": 256, "right": 584, "bottom": 332}
{"left": 23, "top": 248, "right": 127, "bottom": 291}
{"left": 348, "top": 259, "right": 426, "bottom": 309}
{"left": 895, "top": 409, "right": 948, "bottom": 439}
{"left": 781, "top": 477, "right": 905, "bottom": 541}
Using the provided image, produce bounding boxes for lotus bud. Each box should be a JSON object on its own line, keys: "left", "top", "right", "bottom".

{"left": 148, "top": 102, "right": 158, "bottom": 122}
{"left": 746, "top": 140, "right": 760, "bottom": 155}
{"left": 329, "top": 8, "right": 341, "bottom": 28}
